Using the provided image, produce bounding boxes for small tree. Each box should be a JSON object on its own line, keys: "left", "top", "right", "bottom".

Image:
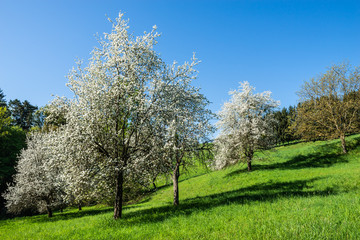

{"left": 215, "top": 81, "right": 279, "bottom": 171}
{"left": 152, "top": 65, "right": 215, "bottom": 205}
{"left": 295, "top": 63, "right": 360, "bottom": 153}
{"left": 3, "top": 131, "right": 65, "bottom": 217}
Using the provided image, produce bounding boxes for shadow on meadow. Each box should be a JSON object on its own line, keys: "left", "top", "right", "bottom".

{"left": 26, "top": 207, "right": 114, "bottom": 223}
{"left": 29, "top": 177, "right": 334, "bottom": 225}
{"left": 226, "top": 141, "right": 353, "bottom": 177}
{"left": 113, "top": 177, "right": 335, "bottom": 226}
{"left": 266, "top": 135, "right": 360, "bottom": 169}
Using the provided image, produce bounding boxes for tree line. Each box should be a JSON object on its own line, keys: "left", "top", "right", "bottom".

{"left": 1, "top": 12, "right": 360, "bottom": 220}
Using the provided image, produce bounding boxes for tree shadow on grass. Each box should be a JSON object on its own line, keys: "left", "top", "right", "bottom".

{"left": 29, "top": 177, "right": 335, "bottom": 224}
{"left": 26, "top": 207, "right": 114, "bottom": 223}
{"left": 115, "top": 177, "right": 335, "bottom": 226}
{"left": 226, "top": 142, "right": 349, "bottom": 177}
{"left": 29, "top": 201, "right": 155, "bottom": 223}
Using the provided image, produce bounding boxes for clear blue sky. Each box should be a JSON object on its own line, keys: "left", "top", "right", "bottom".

{"left": 1, "top": 0, "right": 360, "bottom": 113}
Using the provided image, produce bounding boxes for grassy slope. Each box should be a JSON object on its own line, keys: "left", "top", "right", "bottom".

{"left": 1, "top": 135, "right": 360, "bottom": 239}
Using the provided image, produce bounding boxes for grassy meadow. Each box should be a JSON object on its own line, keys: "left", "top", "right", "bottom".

{"left": 1, "top": 135, "right": 360, "bottom": 239}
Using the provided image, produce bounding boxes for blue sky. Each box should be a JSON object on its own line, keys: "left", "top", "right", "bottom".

{"left": 1, "top": 0, "right": 360, "bottom": 114}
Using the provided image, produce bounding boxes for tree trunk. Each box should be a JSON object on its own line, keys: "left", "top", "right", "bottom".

{"left": 78, "top": 202, "right": 82, "bottom": 211}
{"left": 246, "top": 149, "right": 253, "bottom": 172}
{"left": 247, "top": 157, "right": 252, "bottom": 172}
{"left": 152, "top": 176, "right": 157, "bottom": 191}
{"left": 173, "top": 161, "right": 180, "bottom": 206}
{"left": 46, "top": 206, "right": 53, "bottom": 218}
{"left": 340, "top": 134, "right": 347, "bottom": 154}
{"left": 113, "top": 170, "right": 124, "bottom": 219}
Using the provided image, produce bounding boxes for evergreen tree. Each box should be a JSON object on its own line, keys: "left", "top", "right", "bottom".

{"left": 8, "top": 99, "right": 38, "bottom": 131}
{"left": 0, "top": 89, "right": 7, "bottom": 108}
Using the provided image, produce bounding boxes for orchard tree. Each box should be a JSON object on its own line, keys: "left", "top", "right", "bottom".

{"left": 215, "top": 81, "right": 279, "bottom": 171}
{"left": 295, "top": 63, "right": 360, "bottom": 153}
{"left": 3, "top": 131, "right": 66, "bottom": 217}
{"left": 151, "top": 66, "right": 215, "bottom": 205}
{"left": 59, "top": 12, "right": 210, "bottom": 219}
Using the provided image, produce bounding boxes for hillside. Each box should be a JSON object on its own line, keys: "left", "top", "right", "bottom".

{"left": 1, "top": 135, "right": 360, "bottom": 239}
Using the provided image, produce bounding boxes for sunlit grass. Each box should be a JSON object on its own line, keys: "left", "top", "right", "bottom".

{"left": 1, "top": 135, "right": 360, "bottom": 239}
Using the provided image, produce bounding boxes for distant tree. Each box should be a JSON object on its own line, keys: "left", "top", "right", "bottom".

{"left": 8, "top": 99, "right": 38, "bottom": 131}
{"left": 150, "top": 69, "right": 215, "bottom": 205}
{"left": 273, "top": 106, "right": 298, "bottom": 145}
{"left": 0, "top": 89, "right": 7, "bottom": 108}
{"left": 273, "top": 108, "right": 288, "bottom": 144}
{"left": 295, "top": 63, "right": 360, "bottom": 153}
{"left": 215, "top": 82, "right": 279, "bottom": 171}
{"left": 2, "top": 131, "right": 65, "bottom": 217}
{"left": 0, "top": 107, "right": 11, "bottom": 136}
{"left": 0, "top": 113, "right": 26, "bottom": 214}
{"left": 32, "top": 109, "right": 46, "bottom": 129}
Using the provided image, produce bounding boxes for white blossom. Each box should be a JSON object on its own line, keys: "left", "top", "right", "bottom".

{"left": 3, "top": 131, "right": 66, "bottom": 217}
{"left": 56, "top": 12, "right": 214, "bottom": 218}
{"left": 215, "top": 81, "right": 279, "bottom": 171}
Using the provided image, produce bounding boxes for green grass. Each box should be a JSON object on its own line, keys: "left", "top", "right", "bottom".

{"left": 1, "top": 135, "right": 360, "bottom": 239}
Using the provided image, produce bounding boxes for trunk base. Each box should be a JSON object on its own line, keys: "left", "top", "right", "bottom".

{"left": 47, "top": 206, "right": 53, "bottom": 218}
{"left": 247, "top": 159, "right": 252, "bottom": 172}
{"left": 114, "top": 171, "right": 124, "bottom": 219}
{"left": 340, "top": 135, "right": 347, "bottom": 154}
{"left": 173, "top": 162, "right": 180, "bottom": 206}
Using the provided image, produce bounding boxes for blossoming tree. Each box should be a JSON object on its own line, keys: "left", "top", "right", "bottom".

{"left": 151, "top": 63, "right": 215, "bottom": 205}
{"left": 60, "top": 12, "right": 213, "bottom": 219}
{"left": 3, "top": 131, "right": 65, "bottom": 217}
{"left": 215, "top": 81, "right": 279, "bottom": 171}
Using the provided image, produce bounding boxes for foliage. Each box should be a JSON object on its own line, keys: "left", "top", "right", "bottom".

{"left": 215, "top": 81, "right": 279, "bottom": 171}
{"left": 0, "top": 89, "right": 7, "bottom": 108}
{"left": 0, "top": 126, "right": 26, "bottom": 214}
{"left": 8, "top": 99, "right": 38, "bottom": 131}
{"left": 0, "top": 107, "right": 11, "bottom": 137}
{"left": 272, "top": 105, "right": 298, "bottom": 145}
{"left": 294, "top": 62, "right": 360, "bottom": 153}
